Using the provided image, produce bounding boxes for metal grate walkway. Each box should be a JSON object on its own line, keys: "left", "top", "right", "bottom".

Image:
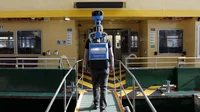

{"left": 74, "top": 91, "right": 124, "bottom": 112}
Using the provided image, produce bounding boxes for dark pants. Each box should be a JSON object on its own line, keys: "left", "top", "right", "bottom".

{"left": 90, "top": 68, "right": 109, "bottom": 110}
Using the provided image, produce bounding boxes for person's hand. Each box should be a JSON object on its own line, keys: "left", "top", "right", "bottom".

{"left": 109, "top": 65, "right": 114, "bottom": 73}
{"left": 83, "top": 64, "right": 87, "bottom": 72}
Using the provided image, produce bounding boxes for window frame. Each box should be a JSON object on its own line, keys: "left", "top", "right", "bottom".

{"left": 130, "top": 31, "right": 139, "bottom": 52}
{"left": 16, "top": 29, "right": 43, "bottom": 55}
{"left": 122, "top": 28, "right": 131, "bottom": 55}
{"left": 88, "top": 28, "right": 132, "bottom": 55}
{"left": 158, "top": 28, "right": 184, "bottom": 54}
{"left": 0, "top": 30, "right": 15, "bottom": 55}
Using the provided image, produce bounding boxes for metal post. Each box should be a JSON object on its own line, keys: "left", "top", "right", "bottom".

{"left": 129, "top": 72, "right": 156, "bottom": 112}
{"left": 22, "top": 60, "right": 24, "bottom": 68}
{"left": 71, "top": 82, "right": 74, "bottom": 92}
{"left": 114, "top": 68, "right": 116, "bottom": 91}
{"left": 155, "top": 57, "right": 157, "bottom": 69}
{"left": 76, "top": 62, "right": 79, "bottom": 101}
{"left": 45, "top": 60, "right": 47, "bottom": 68}
{"left": 184, "top": 58, "right": 186, "bottom": 67}
{"left": 59, "top": 58, "right": 62, "bottom": 69}
{"left": 120, "top": 62, "right": 157, "bottom": 112}
{"left": 81, "top": 62, "right": 84, "bottom": 90}
{"left": 125, "top": 58, "right": 128, "bottom": 67}
{"left": 177, "top": 58, "right": 179, "bottom": 67}
{"left": 64, "top": 80, "right": 66, "bottom": 112}
{"left": 166, "top": 80, "right": 171, "bottom": 93}
{"left": 132, "top": 79, "right": 135, "bottom": 112}
{"left": 45, "top": 60, "right": 82, "bottom": 112}
{"left": 16, "top": 59, "right": 18, "bottom": 68}
{"left": 119, "top": 61, "right": 122, "bottom": 102}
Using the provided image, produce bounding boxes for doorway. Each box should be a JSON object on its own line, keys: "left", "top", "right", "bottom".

{"left": 104, "top": 29, "right": 131, "bottom": 61}
{"left": 87, "top": 28, "right": 131, "bottom": 61}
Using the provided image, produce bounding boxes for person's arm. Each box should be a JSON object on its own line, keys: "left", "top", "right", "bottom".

{"left": 83, "top": 39, "right": 89, "bottom": 70}
{"left": 83, "top": 49, "right": 89, "bottom": 67}
{"left": 108, "top": 41, "right": 114, "bottom": 72}
{"left": 109, "top": 47, "right": 114, "bottom": 71}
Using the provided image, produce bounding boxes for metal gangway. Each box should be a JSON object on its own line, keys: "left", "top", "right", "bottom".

{"left": 45, "top": 58, "right": 157, "bottom": 112}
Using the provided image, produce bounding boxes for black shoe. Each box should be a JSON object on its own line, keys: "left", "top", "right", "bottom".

{"left": 100, "top": 109, "right": 106, "bottom": 112}
{"left": 92, "top": 104, "right": 98, "bottom": 109}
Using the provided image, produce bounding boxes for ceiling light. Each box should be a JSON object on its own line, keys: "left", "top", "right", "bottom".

{"left": 64, "top": 17, "right": 70, "bottom": 21}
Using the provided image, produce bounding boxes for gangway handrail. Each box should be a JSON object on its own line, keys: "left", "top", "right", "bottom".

{"left": 115, "top": 75, "right": 135, "bottom": 111}
{"left": 115, "top": 59, "right": 157, "bottom": 112}
{"left": 45, "top": 59, "right": 83, "bottom": 112}
{"left": 45, "top": 58, "right": 156, "bottom": 112}
{"left": 59, "top": 55, "right": 73, "bottom": 69}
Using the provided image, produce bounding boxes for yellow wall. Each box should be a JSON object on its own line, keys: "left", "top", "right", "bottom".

{"left": 1, "top": 0, "right": 200, "bottom": 10}
{"left": 181, "top": 18, "right": 196, "bottom": 67}
{"left": 0, "top": 0, "right": 200, "bottom": 17}
{"left": 0, "top": 17, "right": 198, "bottom": 68}
{"left": 139, "top": 20, "right": 148, "bottom": 57}
{"left": 147, "top": 19, "right": 196, "bottom": 57}
{"left": 78, "top": 18, "right": 198, "bottom": 67}
{"left": 0, "top": 20, "right": 78, "bottom": 59}
{"left": 182, "top": 18, "right": 196, "bottom": 57}
{"left": 78, "top": 20, "right": 140, "bottom": 59}
{"left": 127, "top": 20, "right": 148, "bottom": 67}
{"left": 147, "top": 20, "right": 184, "bottom": 57}
{"left": 145, "top": 19, "right": 196, "bottom": 67}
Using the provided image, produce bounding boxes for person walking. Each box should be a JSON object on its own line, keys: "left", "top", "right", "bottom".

{"left": 83, "top": 25, "right": 114, "bottom": 112}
